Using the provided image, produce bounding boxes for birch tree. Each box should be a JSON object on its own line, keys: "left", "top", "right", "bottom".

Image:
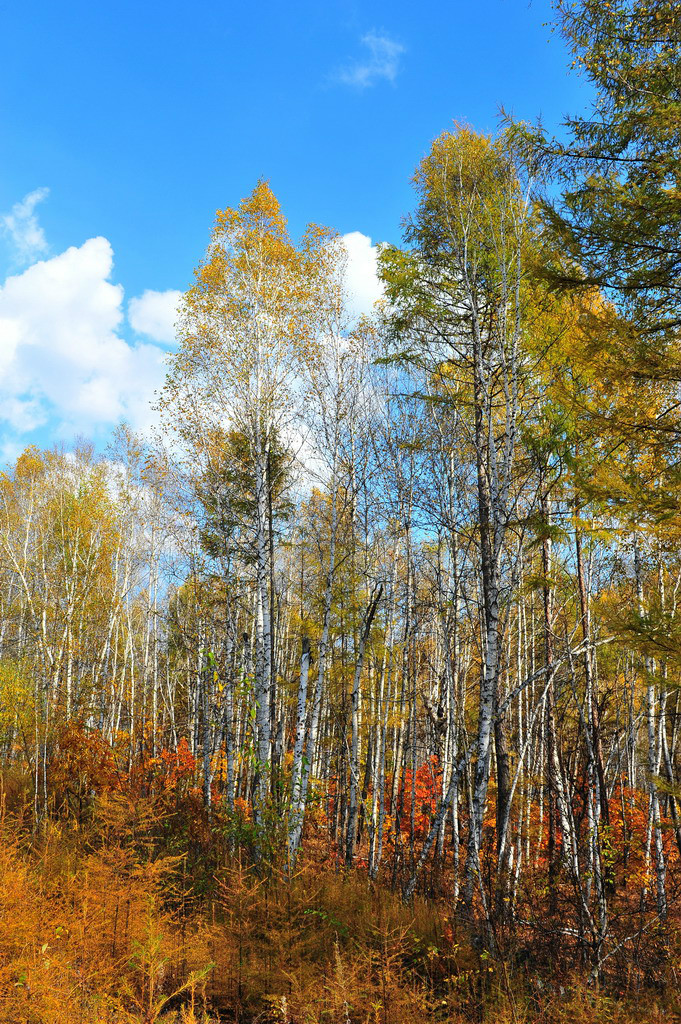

{"left": 380, "top": 127, "right": 537, "bottom": 911}
{"left": 161, "top": 182, "right": 330, "bottom": 818}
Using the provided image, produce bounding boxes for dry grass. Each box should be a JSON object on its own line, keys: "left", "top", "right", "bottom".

{"left": 0, "top": 801, "right": 679, "bottom": 1023}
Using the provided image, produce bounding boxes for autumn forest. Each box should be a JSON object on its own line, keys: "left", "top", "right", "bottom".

{"left": 1, "top": 2, "right": 681, "bottom": 1022}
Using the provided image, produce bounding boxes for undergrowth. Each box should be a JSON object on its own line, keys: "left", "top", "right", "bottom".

{"left": 0, "top": 791, "right": 679, "bottom": 1024}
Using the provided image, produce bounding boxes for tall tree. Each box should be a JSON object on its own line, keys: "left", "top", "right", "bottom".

{"left": 160, "top": 182, "right": 330, "bottom": 818}
{"left": 380, "top": 126, "right": 537, "bottom": 913}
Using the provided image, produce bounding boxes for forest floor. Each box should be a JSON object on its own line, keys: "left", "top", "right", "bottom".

{"left": 1, "top": 787, "right": 680, "bottom": 1024}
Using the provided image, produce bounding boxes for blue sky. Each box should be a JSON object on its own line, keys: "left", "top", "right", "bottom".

{"left": 0, "top": 0, "right": 591, "bottom": 465}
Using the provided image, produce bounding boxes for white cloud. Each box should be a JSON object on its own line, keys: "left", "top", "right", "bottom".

{"left": 0, "top": 237, "right": 167, "bottom": 442}
{"left": 337, "top": 32, "right": 405, "bottom": 88}
{"left": 129, "top": 288, "right": 181, "bottom": 344}
{"left": 342, "top": 231, "right": 384, "bottom": 319}
{"left": 1, "top": 187, "right": 50, "bottom": 265}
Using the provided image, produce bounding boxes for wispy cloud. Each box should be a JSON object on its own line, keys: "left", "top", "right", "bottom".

{"left": 1, "top": 187, "right": 50, "bottom": 265}
{"left": 336, "top": 32, "right": 405, "bottom": 89}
